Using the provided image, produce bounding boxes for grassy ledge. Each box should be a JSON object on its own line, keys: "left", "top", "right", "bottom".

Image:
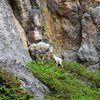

{"left": 27, "top": 61, "right": 100, "bottom": 100}
{"left": 63, "top": 61, "right": 100, "bottom": 87}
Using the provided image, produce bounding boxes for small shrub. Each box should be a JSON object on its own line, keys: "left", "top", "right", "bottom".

{"left": 0, "top": 68, "right": 33, "bottom": 100}
{"left": 0, "top": 68, "right": 20, "bottom": 88}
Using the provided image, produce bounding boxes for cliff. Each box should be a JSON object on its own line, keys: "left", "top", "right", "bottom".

{"left": 0, "top": 0, "right": 100, "bottom": 99}
{"left": 8, "top": 0, "right": 100, "bottom": 69}
{"left": 0, "top": 0, "right": 49, "bottom": 99}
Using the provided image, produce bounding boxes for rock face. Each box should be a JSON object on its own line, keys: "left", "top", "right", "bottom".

{"left": 78, "top": 12, "right": 99, "bottom": 69}
{"left": 0, "top": 0, "right": 100, "bottom": 99}
{"left": 25, "top": 0, "right": 99, "bottom": 69}
{"left": 27, "top": 0, "right": 100, "bottom": 69}
{"left": 0, "top": 0, "right": 49, "bottom": 99}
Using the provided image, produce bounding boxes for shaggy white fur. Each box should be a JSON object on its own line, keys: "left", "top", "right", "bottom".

{"left": 53, "top": 54, "right": 63, "bottom": 68}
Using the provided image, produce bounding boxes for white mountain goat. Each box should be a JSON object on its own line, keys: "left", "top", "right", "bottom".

{"left": 53, "top": 54, "right": 63, "bottom": 68}
{"left": 28, "top": 42, "right": 51, "bottom": 60}
{"left": 29, "top": 42, "right": 50, "bottom": 53}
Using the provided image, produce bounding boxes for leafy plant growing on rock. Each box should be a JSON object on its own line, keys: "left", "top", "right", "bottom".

{"left": 0, "top": 68, "right": 33, "bottom": 100}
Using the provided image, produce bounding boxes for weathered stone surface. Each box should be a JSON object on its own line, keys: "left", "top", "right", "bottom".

{"left": 1, "top": 1, "right": 100, "bottom": 100}
{"left": 78, "top": 42, "right": 99, "bottom": 65}
{"left": 29, "top": 9, "right": 43, "bottom": 28}
{"left": 63, "top": 50, "right": 78, "bottom": 62}
{"left": 27, "top": 27, "right": 43, "bottom": 43}
{"left": 47, "top": 0, "right": 100, "bottom": 68}
{"left": 12, "top": 11, "right": 29, "bottom": 54}
{"left": 78, "top": 12, "right": 99, "bottom": 68}
{"left": 8, "top": 0, "right": 31, "bottom": 31}
{"left": 47, "top": 0, "right": 82, "bottom": 61}
{"left": 8, "top": 0, "right": 100, "bottom": 69}
{"left": 0, "top": 0, "right": 49, "bottom": 99}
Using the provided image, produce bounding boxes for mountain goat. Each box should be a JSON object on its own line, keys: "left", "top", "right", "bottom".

{"left": 28, "top": 42, "right": 50, "bottom": 53}
{"left": 53, "top": 54, "right": 63, "bottom": 68}
{"left": 28, "top": 42, "right": 52, "bottom": 61}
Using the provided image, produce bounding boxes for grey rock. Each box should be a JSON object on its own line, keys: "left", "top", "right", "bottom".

{"left": 27, "top": 2, "right": 43, "bottom": 44}
{"left": 88, "top": 63, "right": 100, "bottom": 70}
{"left": 8, "top": 0, "right": 31, "bottom": 31}
{"left": 78, "top": 43, "right": 99, "bottom": 65}
{"left": 63, "top": 50, "right": 78, "bottom": 62}
{"left": 78, "top": 12, "right": 99, "bottom": 68}
{"left": 29, "top": 9, "right": 43, "bottom": 28}
{"left": 0, "top": 0, "right": 49, "bottom": 99}
{"left": 61, "top": 18, "right": 74, "bottom": 33}
{"left": 48, "top": 0, "right": 81, "bottom": 54}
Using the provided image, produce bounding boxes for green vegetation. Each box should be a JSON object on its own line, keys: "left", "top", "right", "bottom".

{"left": 27, "top": 61, "right": 100, "bottom": 100}
{"left": 0, "top": 68, "right": 33, "bottom": 100}
{"left": 63, "top": 61, "right": 100, "bottom": 87}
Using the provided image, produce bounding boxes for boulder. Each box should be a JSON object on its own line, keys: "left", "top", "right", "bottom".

{"left": 78, "top": 12, "right": 99, "bottom": 68}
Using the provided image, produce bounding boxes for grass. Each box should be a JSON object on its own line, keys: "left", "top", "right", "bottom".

{"left": 63, "top": 61, "right": 100, "bottom": 87}
{"left": 27, "top": 61, "right": 100, "bottom": 100}
{"left": 0, "top": 68, "right": 33, "bottom": 100}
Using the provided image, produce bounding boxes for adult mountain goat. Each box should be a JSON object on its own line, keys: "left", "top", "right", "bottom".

{"left": 28, "top": 42, "right": 52, "bottom": 60}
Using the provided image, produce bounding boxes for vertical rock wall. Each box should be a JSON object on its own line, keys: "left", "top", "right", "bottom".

{"left": 27, "top": 0, "right": 100, "bottom": 69}
{"left": 0, "top": 0, "right": 49, "bottom": 99}
{"left": 0, "top": 0, "right": 100, "bottom": 99}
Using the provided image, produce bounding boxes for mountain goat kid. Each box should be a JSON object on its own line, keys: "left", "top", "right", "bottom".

{"left": 53, "top": 54, "right": 63, "bottom": 68}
